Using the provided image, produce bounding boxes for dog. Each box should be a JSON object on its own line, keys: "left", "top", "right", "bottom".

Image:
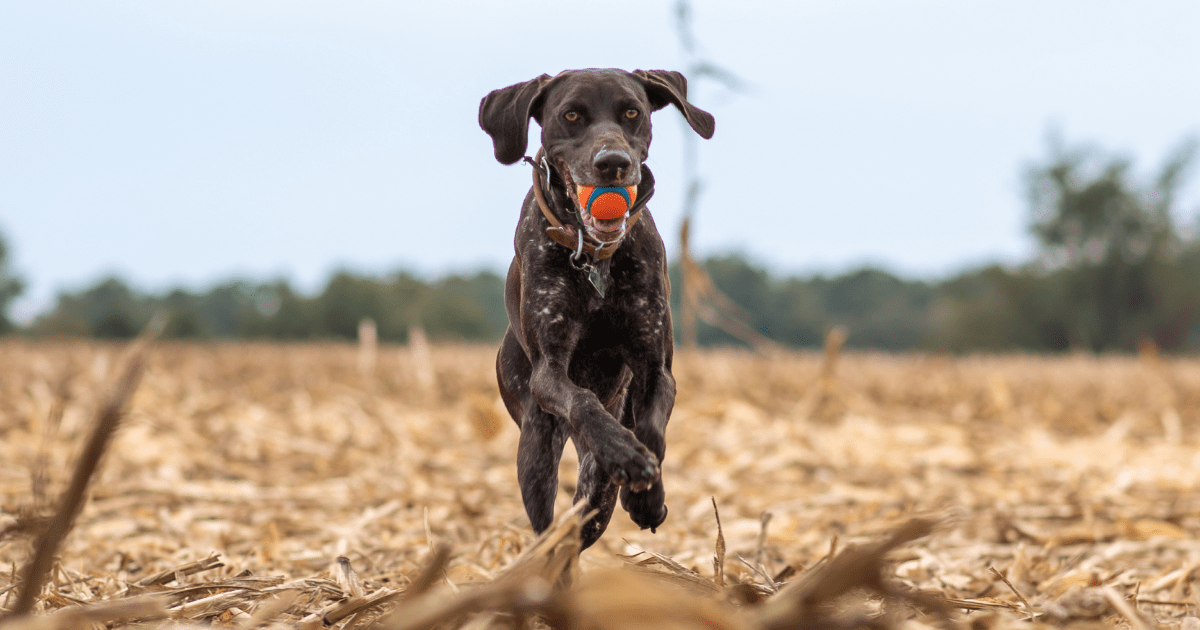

{"left": 478, "top": 69, "right": 714, "bottom": 550}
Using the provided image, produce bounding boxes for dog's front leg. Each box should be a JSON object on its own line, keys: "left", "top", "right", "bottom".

{"left": 629, "top": 362, "right": 675, "bottom": 459}
{"left": 620, "top": 361, "right": 675, "bottom": 530}
{"left": 528, "top": 357, "right": 662, "bottom": 492}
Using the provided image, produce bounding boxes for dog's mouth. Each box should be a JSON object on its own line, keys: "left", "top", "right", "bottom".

{"left": 567, "top": 185, "right": 637, "bottom": 244}
{"left": 557, "top": 167, "right": 638, "bottom": 244}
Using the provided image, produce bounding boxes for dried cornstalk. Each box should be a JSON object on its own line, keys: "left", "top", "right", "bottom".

{"left": 4, "top": 318, "right": 161, "bottom": 619}
{"left": 0, "top": 595, "right": 166, "bottom": 630}
{"left": 753, "top": 518, "right": 941, "bottom": 630}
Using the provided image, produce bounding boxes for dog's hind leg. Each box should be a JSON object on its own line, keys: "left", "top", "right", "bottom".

{"left": 499, "top": 329, "right": 571, "bottom": 535}
{"left": 517, "top": 407, "right": 570, "bottom": 535}
{"left": 496, "top": 329, "right": 530, "bottom": 428}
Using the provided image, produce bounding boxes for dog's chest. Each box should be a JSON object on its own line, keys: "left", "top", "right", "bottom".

{"left": 529, "top": 257, "right": 668, "bottom": 346}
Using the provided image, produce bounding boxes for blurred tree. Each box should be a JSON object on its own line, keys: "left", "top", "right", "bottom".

{"left": 1025, "top": 134, "right": 1198, "bottom": 350}
{"left": 84, "top": 278, "right": 143, "bottom": 339}
{"left": 449, "top": 270, "right": 508, "bottom": 338}
{"left": 380, "top": 271, "right": 430, "bottom": 342}
{"left": 673, "top": 255, "right": 939, "bottom": 350}
{"left": 0, "top": 230, "right": 24, "bottom": 334}
{"left": 769, "top": 277, "right": 827, "bottom": 347}
{"left": 194, "top": 282, "right": 258, "bottom": 337}
{"left": 240, "top": 280, "right": 318, "bottom": 340}
{"left": 1166, "top": 242, "right": 1200, "bottom": 348}
{"left": 816, "top": 269, "right": 935, "bottom": 351}
{"left": 161, "top": 288, "right": 208, "bottom": 339}
{"left": 695, "top": 255, "right": 773, "bottom": 347}
{"left": 30, "top": 276, "right": 145, "bottom": 339}
{"left": 930, "top": 265, "right": 1072, "bottom": 352}
{"left": 420, "top": 272, "right": 507, "bottom": 341}
{"left": 672, "top": 0, "right": 757, "bottom": 351}
{"left": 317, "top": 271, "right": 395, "bottom": 340}
{"left": 27, "top": 270, "right": 511, "bottom": 343}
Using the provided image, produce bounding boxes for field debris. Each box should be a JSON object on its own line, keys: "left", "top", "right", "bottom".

{"left": 3, "top": 341, "right": 1200, "bottom": 629}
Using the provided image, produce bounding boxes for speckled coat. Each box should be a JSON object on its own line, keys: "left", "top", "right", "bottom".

{"left": 479, "top": 68, "right": 715, "bottom": 550}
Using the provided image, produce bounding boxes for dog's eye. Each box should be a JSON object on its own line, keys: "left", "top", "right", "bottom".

{"left": 564, "top": 111, "right": 580, "bottom": 122}
{"left": 625, "top": 109, "right": 639, "bottom": 120}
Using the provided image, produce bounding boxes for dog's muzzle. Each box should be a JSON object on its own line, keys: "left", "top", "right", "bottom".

{"left": 571, "top": 184, "right": 638, "bottom": 243}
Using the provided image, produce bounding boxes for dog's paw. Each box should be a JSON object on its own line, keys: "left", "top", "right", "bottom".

{"left": 622, "top": 482, "right": 667, "bottom": 531}
{"left": 602, "top": 440, "right": 660, "bottom": 491}
{"left": 651, "top": 505, "right": 667, "bottom": 533}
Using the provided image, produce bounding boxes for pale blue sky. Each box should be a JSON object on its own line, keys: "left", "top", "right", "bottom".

{"left": 2, "top": 0, "right": 1198, "bottom": 322}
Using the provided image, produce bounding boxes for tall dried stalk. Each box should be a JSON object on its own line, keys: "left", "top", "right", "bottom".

{"left": 4, "top": 318, "right": 161, "bottom": 620}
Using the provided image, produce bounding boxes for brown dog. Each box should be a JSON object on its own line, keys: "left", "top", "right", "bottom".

{"left": 479, "top": 69, "right": 714, "bottom": 550}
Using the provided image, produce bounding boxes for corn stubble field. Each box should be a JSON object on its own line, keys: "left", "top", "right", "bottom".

{"left": 2, "top": 339, "right": 1200, "bottom": 630}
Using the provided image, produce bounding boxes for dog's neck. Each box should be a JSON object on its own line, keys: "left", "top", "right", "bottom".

{"left": 524, "top": 148, "right": 655, "bottom": 263}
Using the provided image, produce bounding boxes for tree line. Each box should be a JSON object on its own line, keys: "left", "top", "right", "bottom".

{"left": 11, "top": 270, "right": 509, "bottom": 344}
{"left": 2, "top": 135, "right": 1198, "bottom": 352}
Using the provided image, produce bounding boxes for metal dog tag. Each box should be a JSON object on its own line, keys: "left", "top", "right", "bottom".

{"left": 570, "top": 229, "right": 608, "bottom": 298}
{"left": 587, "top": 266, "right": 607, "bottom": 297}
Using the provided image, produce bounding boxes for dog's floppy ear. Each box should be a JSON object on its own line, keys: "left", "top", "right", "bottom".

{"left": 479, "top": 74, "right": 553, "bottom": 165}
{"left": 634, "top": 70, "right": 715, "bottom": 139}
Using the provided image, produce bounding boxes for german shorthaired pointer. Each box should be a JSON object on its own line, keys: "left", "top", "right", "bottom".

{"left": 479, "top": 68, "right": 714, "bottom": 550}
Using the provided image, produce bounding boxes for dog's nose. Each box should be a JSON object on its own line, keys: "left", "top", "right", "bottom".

{"left": 593, "top": 149, "right": 633, "bottom": 181}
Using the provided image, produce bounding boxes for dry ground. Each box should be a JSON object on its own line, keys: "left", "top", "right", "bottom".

{"left": 2, "top": 339, "right": 1200, "bottom": 629}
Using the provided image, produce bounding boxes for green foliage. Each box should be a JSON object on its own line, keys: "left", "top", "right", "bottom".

{"left": 939, "top": 134, "right": 1200, "bottom": 352}
{"left": 419, "top": 272, "right": 507, "bottom": 341}
{"left": 928, "top": 265, "right": 1073, "bottom": 352}
{"left": 675, "top": 132, "right": 1199, "bottom": 353}
{"left": 29, "top": 277, "right": 146, "bottom": 339}
{"left": 674, "top": 257, "right": 936, "bottom": 350}
{"left": 813, "top": 269, "right": 936, "bottom": 350}
{"left": 12, "top": 133, "right": 1199, "bottom": 353}
{"left": 28, "top": 270, "right": 510, "bottom": 344}
{"left": 318, "top": 272, "right": 395, "bottom": 340}
{"left": 0, "top": 230, "right": 25, "bottom": 334}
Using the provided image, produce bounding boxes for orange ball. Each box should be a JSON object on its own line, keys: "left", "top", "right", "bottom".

{"left": 577, "top": 185, "right": 637, "bottom": 220}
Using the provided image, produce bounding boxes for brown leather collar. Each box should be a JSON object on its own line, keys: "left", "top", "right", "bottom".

{"left": 525, "top": 149, "right": 646, "bottom": 262}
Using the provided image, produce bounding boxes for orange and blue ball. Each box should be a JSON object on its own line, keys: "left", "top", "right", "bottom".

{"left": 577, "top": 185, "right": 638, "bottom": 220}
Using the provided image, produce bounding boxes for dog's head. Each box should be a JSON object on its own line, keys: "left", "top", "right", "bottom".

{"left": 480, "top": 69, "right": 714, "bottom": 244}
